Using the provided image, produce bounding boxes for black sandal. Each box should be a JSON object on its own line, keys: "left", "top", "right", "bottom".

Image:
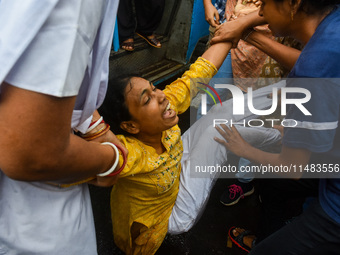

{"left": 228, "top": 226, "right": 256, "bottom": 253}
{"left": 136, "top": 33, "right": 161, "bottom": 48}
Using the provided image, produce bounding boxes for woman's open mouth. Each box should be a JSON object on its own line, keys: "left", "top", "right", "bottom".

{"left": 163, "top": 102, "right": 176, "bottom": 119}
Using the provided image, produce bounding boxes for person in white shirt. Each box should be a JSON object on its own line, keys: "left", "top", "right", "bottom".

{"left": 0, "top": 0, "right": 125, "bottom": 254}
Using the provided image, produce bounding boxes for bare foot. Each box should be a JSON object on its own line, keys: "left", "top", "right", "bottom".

{"left": 121, "top": 38, "right": 134, "bottom": 51}
{"left": 147, "top": 34, "right": 161, "bottom": 47}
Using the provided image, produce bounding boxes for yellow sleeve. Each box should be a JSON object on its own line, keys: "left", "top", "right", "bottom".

{"left": 163, "top": 57, "right": 217, "bottom": 114}
{"left": 116, "top": 135, "right": 154, "bottom": 178}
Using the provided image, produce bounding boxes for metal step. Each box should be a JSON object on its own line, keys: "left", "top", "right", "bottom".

{"left": 110, "top": 35, "right": 167, "bottom": 60}
{"left": 139, "top": 59, "right": 188, "bottom": 85}
{"left": 109, "top": 36, "right": 171, "bottom": 81}
{"left": 109, "top": 38, "right": 189, "bottom": 86}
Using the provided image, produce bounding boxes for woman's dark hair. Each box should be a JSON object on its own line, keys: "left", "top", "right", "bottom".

{"left": 274, "top": 0, "right": 340, "bottom": 15}
{"left": 98, "top": 75, "right": 138, "bottom": 136}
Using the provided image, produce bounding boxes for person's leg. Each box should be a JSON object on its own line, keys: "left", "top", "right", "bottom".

{"left": 168, "top": 83, "right": 286, "bottom": 233}
{"left": 256, "top": 178, "right": 319, "bottom": 242}
{"left": 134, "top": 0, "right": 164, "bottom": 48}
{"left": 168, "top": 125, "right": 281, "bottom": 234}
{"left": 117, "top": 0, "right": 135, "bottom": 50}
{"left": 235, "top": 158, "right": 254, "bottom": 183}
{"left": 250, "top": 199, "right": 340, "bottom": 255}
{"left": 302, "top": 242, "right": 340, "bottom": 255}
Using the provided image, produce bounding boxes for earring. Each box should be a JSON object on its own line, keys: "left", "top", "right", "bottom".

{"left": 291, "top": 10, "right": 294, "bottom": 21}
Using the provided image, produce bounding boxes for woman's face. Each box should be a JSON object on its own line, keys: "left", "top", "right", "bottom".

{"left": 258, "top": 0, "right": 292, "bottom": 37}
{"left": 124, "top": 77, "right": 179, "bottom": 135}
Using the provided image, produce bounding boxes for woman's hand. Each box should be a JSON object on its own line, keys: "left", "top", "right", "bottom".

{"left": 87, "top": 130, "right": 128, "bottom": 187}
{"left": 88, "top": 174, "right": 120, "bottom": 187}
{"left": 211, "top": 19, "right": 245, "bottom": 48}
{"left": 91, "top": 129, "right": 128, "bottom": 156}
{"left": 214, "top": 124, "right": 252, "bottom": 157}
{"left": 211, "top": 0, "right": 263, "bottom": 48}
{"left": 203, "top": 1, "right": 220, "bottom": 27}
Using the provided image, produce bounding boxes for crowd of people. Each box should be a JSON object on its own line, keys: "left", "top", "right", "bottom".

{"left": 0, "top": 0, "right": 339, "bottom": 255}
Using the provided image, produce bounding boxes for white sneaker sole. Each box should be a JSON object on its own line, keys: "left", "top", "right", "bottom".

{"left": 220, "top": 187, "right": 255, "bottom": 206}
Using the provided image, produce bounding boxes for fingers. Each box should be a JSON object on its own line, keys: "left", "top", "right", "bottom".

{"left": 214, "top": 136, "right": 228, "bottom": 146}
{"left": 216, "top": 124, "right": 231, "bottom": 138}
{"left": 103, "top": 131, "right": 129, "bottom": 157}
{"left": 214, "top": 12, "right": 220, "bottom": 26}
{"left": 214, "top": 124, "right": 232, "bottom": 146}
{"left": 209, "top": 36, "right": 218, "bottom": 45}
{"left": 88, "top": 175, "right": 119, "bottom": 187}
{"left": 232, "top": 41, "right": 238, "bottom": 48}
{"left": 214, "top": 124, "right": 242, "bottom": 142}
{"left": 212, "top": 24, "right": 241, "bottom": 48}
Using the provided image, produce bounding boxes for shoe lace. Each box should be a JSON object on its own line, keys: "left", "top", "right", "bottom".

{"left": 228, "top": 184, "right": 244, "bottom": 199}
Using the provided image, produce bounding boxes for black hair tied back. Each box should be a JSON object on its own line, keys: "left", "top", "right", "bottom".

{"left": 98, "top": 75, "right": 135, "bottom": 136}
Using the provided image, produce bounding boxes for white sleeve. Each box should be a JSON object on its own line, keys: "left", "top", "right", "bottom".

{"left": 0, "top": 0, "right": 104, "bottom": 97}
{"left": 0, "top": 0, "right": 119, "bottom": 131}
{"left": 0, "top": 0, "right": 59, "bottom": 85}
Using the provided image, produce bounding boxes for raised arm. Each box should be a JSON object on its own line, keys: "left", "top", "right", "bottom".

{"left": 201, "top": 41, "right": 232, "bottom": 69}
{"left": 164, "top": 41, "right": 232, "bottom": 114}
{"left": 211, "top": 10, "right": 265, "bottom": 47}
{"left": 211, "top": 9, "right": 300, "bottom": 70}
{"left": 0, "top": 82, "right": 119, "bottom": 185}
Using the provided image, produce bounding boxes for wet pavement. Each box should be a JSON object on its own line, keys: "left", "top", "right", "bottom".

{"left": 90, "top": 170, "right": 261, "bottom": 255}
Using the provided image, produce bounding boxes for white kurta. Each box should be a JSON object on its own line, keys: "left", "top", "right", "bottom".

{"left": 0, "top": 0, "right": 118, "bottom": 254}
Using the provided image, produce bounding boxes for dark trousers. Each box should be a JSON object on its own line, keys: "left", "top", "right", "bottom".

{"left": 256, "top": 178, "right": 319, "bottom": 242}
{"left": 250, "top": 198, "right": 340, "bottom": 255}
{"left": 117, "top": 0, "right": 165, "bottom": 42}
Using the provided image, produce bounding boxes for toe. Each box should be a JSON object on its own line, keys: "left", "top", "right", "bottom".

{"left": 233, "top": 227, "right": 246, "bottom": 237}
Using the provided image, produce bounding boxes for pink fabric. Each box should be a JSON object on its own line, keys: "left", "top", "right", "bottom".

{"left": 226, "top": 0, "right": 274, "bottom": 91}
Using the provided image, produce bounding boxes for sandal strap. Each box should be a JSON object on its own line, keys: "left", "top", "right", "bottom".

{"left": 234, "top": 230, "right": 253, "bottom": 245}
{"left": 121, "top": 41, "right": 134, "bottom": 47}
{"left": 252, "top": 238, "right": 257, "bottom": 248}
{"left": 136, "top": 32, "right": 161, "bottom": 48}
{"left": 148, "top": 37, "right": 160, "bottom": 46}
{"left": 228, "top": 227, "right": 254, "bottom": 252}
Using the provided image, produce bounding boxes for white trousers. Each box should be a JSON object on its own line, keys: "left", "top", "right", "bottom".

{"left": 168, "top": 81, "right": 286, "bottom": 234}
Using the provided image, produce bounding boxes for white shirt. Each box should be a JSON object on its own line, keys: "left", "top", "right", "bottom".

{"left": 0, "top": 0, "right": 118, "bottom": 254}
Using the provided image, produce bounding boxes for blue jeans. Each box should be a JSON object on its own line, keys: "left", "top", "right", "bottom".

{"left": 235, "top": 157, "right": 254, "bottom": 183}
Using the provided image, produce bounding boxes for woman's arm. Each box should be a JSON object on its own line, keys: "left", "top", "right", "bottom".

{"left": 214, "top": 125, "right": 311, "bottom": 179}
{"left": 0, "top": 82, "right": 119, "bottom": 186}
{"left": 211, "top": 10, "right": 266, "bottom": 47}
{"left": 164, "top": 41, "right": 232, "bottom": 114}
{"left": 245, "top": 31, "right": 301, "bottom": 70}
{"left": 212, "top": 14, "right": 300, "bottom": 70}
{"left": 201, "top": 41, "right": 232, "bottom": 69}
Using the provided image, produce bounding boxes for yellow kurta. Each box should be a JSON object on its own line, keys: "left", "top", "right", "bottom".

{"left": 111, "top": 57, "right": 217, "bottom": 255}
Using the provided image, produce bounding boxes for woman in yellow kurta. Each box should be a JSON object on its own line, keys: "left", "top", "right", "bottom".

{"left": 100, "top": 41, "right": 232, "bottom": 254}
